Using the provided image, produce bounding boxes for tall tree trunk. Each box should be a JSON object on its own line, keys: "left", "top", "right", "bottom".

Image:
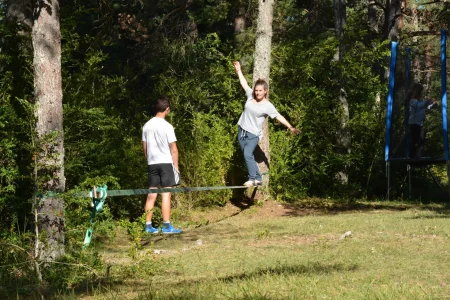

{"left": 6, "top": 0, "right": 33, "bottom": 30}
{"left": 253, "top": 0, "right": 274, "bottom": 199}
{"left": 383, "top": 0, "right": 402, "bottom": 41}
{"left": 368, "top": 0, "right": 377, "bottom": 32}
{"left": 4, "top": 0, "right": 32, "bottom": 74}
{"left": 367, "top": 1, "right": 382, "bottom": 109}
{"left": 334, "top": 0, "right": 350, "bottom": 184}
{"left": 32, "top": 0, "right": 65, "bottom": 261}
{"left": 234, "top": 1, "right": 246, "bottom": 34}
{"left": 424, "top": 43, "right": 432, "bottom": 95}
{"left": 411, "top": 2, "right": 420, "bottom": 82}
{"left": 308, "top": 0, "right": 319, "bottom": 30}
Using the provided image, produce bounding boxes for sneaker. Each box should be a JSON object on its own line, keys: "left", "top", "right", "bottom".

{"left": 145, "top": 226, "right": 159, "bottom": 234}
{"left": 161, "top": 224, "right": 182, "bottom": 234}
{"left": 254, "top": 179, "right": 263, "bottom": 186}
{"left": 243, "top": 180, "right": 255, "bottom": 187}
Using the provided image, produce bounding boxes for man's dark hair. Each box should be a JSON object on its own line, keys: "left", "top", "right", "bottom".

{"left": 154, "top": 96, "right": 171, "bottom": 113}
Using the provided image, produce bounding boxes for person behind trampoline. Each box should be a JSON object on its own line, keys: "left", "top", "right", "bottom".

{"left": 407, "top": 83, "right": 438, "bottom": 159}
{"left": 233, "top": 61, "right": 301, "bottom": 187}
{"left": 142, "top": 96, "right": 182, "bottom": 234}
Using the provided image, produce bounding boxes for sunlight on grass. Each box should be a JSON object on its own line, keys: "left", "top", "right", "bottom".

{"left": 75, "top": 201, "right": 450, "bottom": 299}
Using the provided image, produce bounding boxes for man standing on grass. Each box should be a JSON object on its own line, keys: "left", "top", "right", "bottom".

{"left": 142, "top": 96, "right": 182, "bottom": 234}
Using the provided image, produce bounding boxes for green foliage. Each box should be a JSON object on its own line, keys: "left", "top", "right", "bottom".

{"left": 0, "top": 229, "right": 38, "bottom": 297}
{"left": 0, "top": 16, "right": 34, "bottom": 242}
{"left": 42, "top": 250, "right": 105, "bottom": 292}
{"left": 177, "top": 112, "right": 235, "bottom": 207}
{"left": 0, "top": 72, "right": 19, "bottom": 197}
{"left": 188, "top": 1, "right": 231, "bottom": 27}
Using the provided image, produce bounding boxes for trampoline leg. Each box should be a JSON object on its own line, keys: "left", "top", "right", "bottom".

{"left": 447, "top": 161, "right": 450, "bottom": 201}
{"left": 386, "top": 161, "right": 390, "bottom": 200}
{"left": 407, "top": 164, "right": 411, "bottom": 200}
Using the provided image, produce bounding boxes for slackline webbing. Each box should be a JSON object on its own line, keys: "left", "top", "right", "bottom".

{"left": 80, "top": 184, "right": 252, "bottom": 249}
{"left": 84, "top": 185, "right": 249, "bottom": 198}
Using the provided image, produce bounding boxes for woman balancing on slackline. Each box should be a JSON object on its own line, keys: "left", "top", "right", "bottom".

{"left": 233, "top": 61, "right": 301, "bottom": 187}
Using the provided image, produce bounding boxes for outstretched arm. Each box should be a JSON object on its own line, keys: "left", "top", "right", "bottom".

{"left": 233, "top": 61, "right": 251, "bottom": 91}
{"left": 276, "top": 115, "right": 301, "bottom": 135}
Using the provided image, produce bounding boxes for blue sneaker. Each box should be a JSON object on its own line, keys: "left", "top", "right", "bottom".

{"left": 145, "top": 226, "right": 159, "bottom": 234}
{"left": 161, "top": 224, "right": 182, "bottom": 234}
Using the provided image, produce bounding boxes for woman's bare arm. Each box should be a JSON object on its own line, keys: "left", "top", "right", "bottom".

{"left": 233, "top": 61, "right": 251, "bottom": 91}
{"left": 275, "top": 115, "right": 301, "bottom": 135}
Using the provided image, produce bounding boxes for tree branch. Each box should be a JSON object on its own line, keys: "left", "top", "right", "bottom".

{"left": 0, "top": 243, "right": 33, "bottom": 257}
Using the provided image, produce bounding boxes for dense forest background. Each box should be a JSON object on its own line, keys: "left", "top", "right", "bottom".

{"left": 0, "top": 0, "right": 449, "bottom": 294}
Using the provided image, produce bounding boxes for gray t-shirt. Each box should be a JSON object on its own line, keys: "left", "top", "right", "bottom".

{"left": 237, "top": 87, "right": 280, "bottom": 137}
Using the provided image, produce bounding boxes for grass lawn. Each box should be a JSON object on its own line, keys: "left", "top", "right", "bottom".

{"left": 75, "top": 199, "right": 450, "bottom": 299}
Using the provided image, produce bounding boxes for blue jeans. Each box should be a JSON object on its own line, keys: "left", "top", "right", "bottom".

{"left": 238, "top": 126, "right": 262, "bottom": 181}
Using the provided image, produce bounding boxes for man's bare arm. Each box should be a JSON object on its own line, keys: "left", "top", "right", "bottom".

{"left": 170, "top": 142, "right": 179, "bottom": 171}
{"left": 142, "top": 141, "right": 148, "bottom": 160}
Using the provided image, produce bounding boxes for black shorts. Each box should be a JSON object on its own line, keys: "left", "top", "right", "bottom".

{"left": 148, "top": 163, "right": 180, "bottom": 188}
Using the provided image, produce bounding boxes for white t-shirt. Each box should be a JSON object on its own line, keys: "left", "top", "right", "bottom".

{"left": 142, "top": 117, "right": 177, "bottom": 165}
{"left": 237, "top": 87, "right": 280, "bottom": 137}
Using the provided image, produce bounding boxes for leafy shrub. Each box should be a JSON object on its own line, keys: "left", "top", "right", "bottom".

{"left": 177, "top": 112, "right": 235, "bottom": 207}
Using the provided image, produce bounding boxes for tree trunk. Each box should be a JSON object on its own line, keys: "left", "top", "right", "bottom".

{"left": 424, "top": 43, "right": 432, "bottom": 95}
{"left": 6, "top": 0, "right": 33, "bottom": 30}
{"left": 383, "top": 0, "right": 402, "bottom": 41}
{"left": 308, "top": 0, "right": 319, "bottom": 30}
{"left": 411, "top": 2, "right": 420, "bottom": 82}
{"left": 334, "top": 0, "right": 350, "bottom": 184}
{"left": 253, "top": 0, "right": 274, "bottom": 200}
{"left": 334, "top": 0, "right": 346, "bottom": 64}
{"left": 368, "top": 0, "right": 377, "bottom": 32}
{"left": 234, "top": 2, "right": 246, "bottom": 34}
{"left": 32, "top": 0, "right": 65, "bottom": 261}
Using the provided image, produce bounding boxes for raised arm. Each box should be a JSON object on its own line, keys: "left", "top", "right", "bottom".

{"left": 233, "top": 61, "right": 251, "bottom": 91}
{"left": 275, "top": 115, "right": 301, "bottom": 135}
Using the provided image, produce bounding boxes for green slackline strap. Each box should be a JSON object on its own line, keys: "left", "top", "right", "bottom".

{"left": 83, "top": 185, "right": 250, "bottom": 198}
{"left": 83, "top": 185, "right": 108, "bottom": 249}
{"left": 82, "top": 184, "right": 253, "bottom": 249}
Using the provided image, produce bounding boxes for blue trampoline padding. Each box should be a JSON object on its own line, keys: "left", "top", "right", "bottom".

{"left": 441, "top": 30, "right": 449, "bottom": 160}
{"left": 385, "top": 41, "right": 398, "bottom": 161}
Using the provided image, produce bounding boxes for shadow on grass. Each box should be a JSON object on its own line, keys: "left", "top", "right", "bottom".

{"left": 220, "top": 262, "right": 359, "bottom": 283}
{"left": 229, "top": 188, "right": 257, "bottom": 211}
{"left": 108, "top": 261, "right": 359, "bottom": 296}
{"left": 16, "top": 261, "right": 358, "bottom": 300}
{"left": 280, "top": 200, "right": 450, "bottom": 217}
{"left": 141, "top": 224, "right": 242, "bottom": 247}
